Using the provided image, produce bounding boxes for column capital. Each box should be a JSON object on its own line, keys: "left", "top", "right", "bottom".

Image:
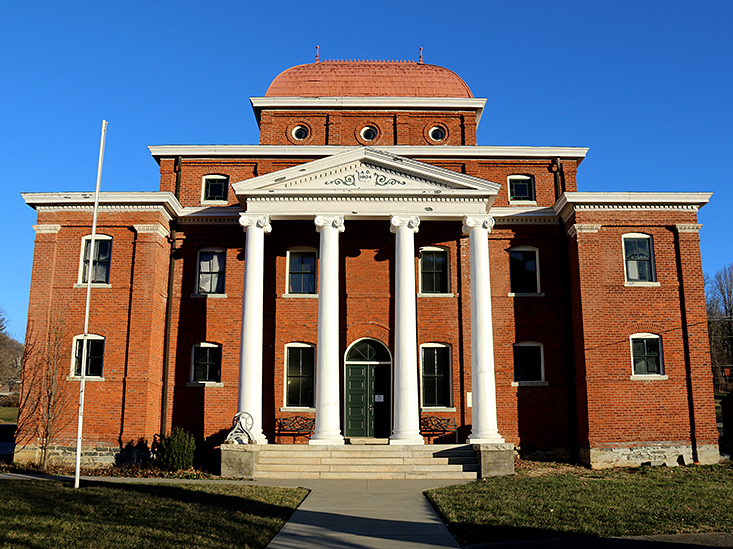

{"left": 462, "top": 215, "right": 494, "bottom": 233}
{"left": 239, "top": 214, "right": 271, "bottom": 233}
{"left": 314, "top": 215, "right": 345, "bottom": 233}
{"left": 674, "top": 223, "right": 703, "bottom": 234}
{"left": 390, "top": 215, "right": 420, "bottom": 234}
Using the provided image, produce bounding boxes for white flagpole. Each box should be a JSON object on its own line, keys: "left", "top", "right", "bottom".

{"left": 74, "top": 120, "right": 107, "bottom": 489}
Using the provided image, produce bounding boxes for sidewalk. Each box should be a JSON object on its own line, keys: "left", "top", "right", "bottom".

{"left": 2, "top": 473, "right": 732, "bottom": 548}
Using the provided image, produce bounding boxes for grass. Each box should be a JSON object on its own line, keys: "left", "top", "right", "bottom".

{"left": 0, "top": 406, "right": 18, "bottom": 423}
{"left": 426, "top": 461, "right": 733, "bottom": 545}
{"left": 0, "top": 480, "right": 308, "bottom": 548}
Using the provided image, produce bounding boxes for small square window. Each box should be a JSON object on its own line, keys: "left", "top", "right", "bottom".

{"left": 624, "top": 235, "right": 656, "bottom": 283}
{"left": 513, "top": 343, "right": 543, "bottom": 382}
{"left": 509, "top": 248, "right": 539, "bottom": 294}
{"left": 420, "top": 248, "right": 449, "bottom": 293}
{"left": 288, "top": 251, "right": 317, "bottom": 294}
{"left": 197, "top": 250, "right": 226, "bottom": 294}
{"left": 286, "top": 345, "right": 315, "bottom": 407}
{"left": 203, "top": 175, "right": 229, "bottom": 202}
{"left": 508, "top": 175, "right": 535, "bottom": 202}
{"left": 80, "top": 236, "right": 112, "bottom": 284}
{"left": 73, "top": 336, "right": 105, "bottom": 377}
{"left": 631, "top": 335, "right": 662, "bottom": 375}
{"left": 422, "top": 345, "right": 451, "bottom": 407}
{"left": 192, "top": 344, "right": 222, "bottom": 382}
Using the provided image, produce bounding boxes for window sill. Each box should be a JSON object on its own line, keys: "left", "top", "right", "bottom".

{"left": 511, "top": 381, "right": 548, "bottom": 387}
{"left": 201, "top": 200, "right": 229, "bottom": 206}
{"left": 187, "top": 381, "right": 224, "bottom": 387}
{"left": 417, "top": 293, "right": 454, "bottom": 298}
{"left": 67, "top": 376, "right": 105, "bottom": 382}
{"left": 74, "top": 283, "right": 111, "bottom": 289}
{"left": 630, "top": 374, "right": 668, "bottom": 381}
{"left": 191, "top": 293, "right": 228, "bottom": 298}
{"left": 421, "top": 407, "right": 456, "bottom": 412}
{"left": 509, "top": 200, "right": 537, "bottom": 206}
{"left": 507, "top": 292, "right": 545, "bottom": 297}
{"left": 281, "top": 293, "right": 318, "bottom": 298}
{"left": 624, "top": 281, "right": 660, "bottom": 287}
{"left": 279, "top": 407, "right": 315, "bottom": 412}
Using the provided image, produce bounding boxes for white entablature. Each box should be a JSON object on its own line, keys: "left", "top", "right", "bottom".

{"left": 232, "top": 147, "right": 500, "bottom": 221}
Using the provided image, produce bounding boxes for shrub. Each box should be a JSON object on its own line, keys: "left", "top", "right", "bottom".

{"left": 155, "top": 428, "right": 196, "bottom": 471}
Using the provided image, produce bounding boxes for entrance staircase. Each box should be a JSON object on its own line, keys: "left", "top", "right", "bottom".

{"left": 252, "top": 443, "right": 481, "bottom": 479}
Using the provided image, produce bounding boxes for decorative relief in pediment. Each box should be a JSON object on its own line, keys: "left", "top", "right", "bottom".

{"left": 324, "top": 169, "right": 406, "bottom": 187}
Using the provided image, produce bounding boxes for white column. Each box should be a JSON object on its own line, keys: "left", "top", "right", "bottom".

{"left": 310, "top": 215, "right": 346, "bottom": 445}
{"left": 463, "top": 216, "right": 504, "bottom": 444}
{"left": 237, "top": 214, "right": 271, "bottom": 444}
{"left": 389, "top": 215, "right": 424, "bottom": 445}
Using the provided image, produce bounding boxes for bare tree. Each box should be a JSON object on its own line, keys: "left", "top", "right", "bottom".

{"left": 16, "top": 313, "right": 75, "bottom": 471}
{"left": 707, "top": 265, "right": 733, "bottom": 366}
{"left": 0, "top": 308, "right": 24, "bottom": 394}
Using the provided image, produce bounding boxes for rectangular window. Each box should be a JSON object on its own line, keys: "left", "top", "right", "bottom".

{"left": 198, "top": 250, "right": 226, "bottom": 294}
{"left": 193, "top": 344, "right": 222, "bottom": 382}
{"left": 509, "top": 175, "right": 535, "bottom": 202}
{"left": 286, "top": 346, "right": 314, "bottom": 407}
{"left": 203, "top": 175, "right": 228, "bottom": 202}
{"left": 513, "top": 344, "right": 543, "bottom": 382}
{"left": 289, "top": 251, "right": 316, "bottom": 294}
{"left": 82, "top": 238, "right": 112, "bottom": 284}
{"left": 74, "top": 337, "right": 105, "bottom": 377}
{"left": 509, "top": 249, "right": 539, "bottom": 294}
{"left": 624, "top": 236, "right": 655, "bottom": 282}
{"left": 632, "top": 336, "right": 662, "bottom": 375}
{"left": 422, "top": 346, "right": 451, "bottom": 407}
{"left": 421, "top": 249, "right": 449, "bottom": 293}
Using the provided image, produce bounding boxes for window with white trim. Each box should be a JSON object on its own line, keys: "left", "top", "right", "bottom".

{"left": 509, "top": 247, "right": 540, "bottom": 294}
{"left": 623, "top": 234, "right": 656, "bottom": 283}
{"left": 192, "top": 343, "right": 222, "bottom": 383}
{"left": 197, "top": 249, "right": 226, "bottom": 295}
{"left": 72, "top": 334, "right": 105, "bottom": 377}
{"left": 78, "top": 235, "right": 112, "bottom": 284}
{"left": 420, "top": 247, "right": 449, "bottom": 294}
{"left": 202, "top": 175, "right": 229, "bottom": 203}
{"left": 513, "top": 342, "right": 544, "bottom": 383}
{"left": 630, "top": 334, "right": 663, "bottom": 375}
{"left": 286, "top": 344, "right": 315, "bottom": 407}
{"left": 421, "top": 344, "right": 452, "bottom": 407}
{"left": 508, "top": 175, "right": 535, "bottom": 202}
{"left": 287, "top": 248, "right": 317, "bottom": 295}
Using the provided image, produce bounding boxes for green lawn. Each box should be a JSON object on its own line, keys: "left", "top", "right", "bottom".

{"left": 0, "top": 407, "right": 18, "bottom": 423}
{"left": 0, "top": 480, "right": 308, "bottom": 548}
{"left": 426, "top": 462, "right": 733, "bottom": 545}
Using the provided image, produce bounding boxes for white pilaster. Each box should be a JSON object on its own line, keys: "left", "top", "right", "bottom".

{"left": 237, "top": 214, "right": 271, "bottom": 444}
{"left": 389, "top": 215, "right": 424, "bottom": 445}
{"left": 463, "top": 216, "right": 504, "bottom": 443}
{"left": 310, "top": 215, "right": 346, "bottom": 445}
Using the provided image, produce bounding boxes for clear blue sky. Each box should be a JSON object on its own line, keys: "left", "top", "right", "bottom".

{"left": 2, "top": 1, "right": 732, "bottom": 341}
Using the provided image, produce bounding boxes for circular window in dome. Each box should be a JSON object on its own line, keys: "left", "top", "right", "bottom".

{"left": 292, "top": 125, "right": 309, "bottom": 140}
{"left": 361, "top": 126, "right": 378, "bottom": 141}
{"left": 429, "top": 126, "right": 446, "bottom": 142}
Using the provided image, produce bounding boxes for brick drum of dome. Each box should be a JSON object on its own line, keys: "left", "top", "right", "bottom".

{"left": 265, "top": 60, "right": 474, "bottom": 98}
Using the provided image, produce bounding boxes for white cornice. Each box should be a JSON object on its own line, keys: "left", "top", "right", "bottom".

{"left": 554, "top": 192, "right": 712, "bottom": 223}
{"left": 249, "top": 96, "right": 487, "bottom": 125}
{"left": 178, "top": 206, "right": 241, "bottom": 224}
{"left": 491, "top": 207, "right": 559, "bottom": 225}
{"left": 148, "top": 144, "right": 589, "bottom": 162}
{"left": 22, "top": 192, "right": 184, "bottom": 221}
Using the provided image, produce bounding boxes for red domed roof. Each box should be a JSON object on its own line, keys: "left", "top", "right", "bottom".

{"left": 265, "top": 60, "right": 473, "bottom": 98}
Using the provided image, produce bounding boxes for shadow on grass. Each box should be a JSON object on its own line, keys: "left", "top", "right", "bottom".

{"left": 0, "top": 479, "right": 307, "bottom": 549}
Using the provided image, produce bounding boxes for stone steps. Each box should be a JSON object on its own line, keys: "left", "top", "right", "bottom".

{"left": 251, "top": 443, "right": 482, "bottom": 479}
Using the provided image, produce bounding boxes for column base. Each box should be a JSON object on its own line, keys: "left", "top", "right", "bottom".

{"left": 389, "top": 435, "right": 425, "bottom": 445}
{"left": 468, "top": 434, "right": 505, "bottom": 444}
{"left": 309, "top": 434, "right": 345, "bottom": 446}
{"left": 252, "top": 433, "right": 269, "bottom": 445}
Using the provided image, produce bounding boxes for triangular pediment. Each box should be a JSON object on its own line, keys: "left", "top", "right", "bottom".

{"left": 232, "top": 147, "right": 500, "bottom": 220}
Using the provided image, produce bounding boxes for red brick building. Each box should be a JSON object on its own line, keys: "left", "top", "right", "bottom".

{"left": 19, "top": 59, "right": 719, "bottom": 468}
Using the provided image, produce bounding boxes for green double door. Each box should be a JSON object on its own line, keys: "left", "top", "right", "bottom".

{"left": 344, "top": 340, "right": 391, "bottom": 438}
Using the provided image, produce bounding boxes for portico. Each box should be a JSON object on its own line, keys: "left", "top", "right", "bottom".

{"left": 232, "top": 147, "right": 505, "bottom": 445}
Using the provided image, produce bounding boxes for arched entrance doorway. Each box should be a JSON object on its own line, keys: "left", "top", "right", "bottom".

{"left": 344, "top": 339, "right": 392, "bottom": 438}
